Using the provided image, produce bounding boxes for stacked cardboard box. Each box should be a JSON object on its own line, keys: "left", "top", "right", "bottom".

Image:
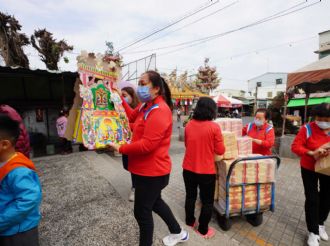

{"left": 237, "top": 137, "right": 252, "bottom": 156}
{"left": 217, "top": 156, "right": 276, "bottom": 185}
{"left": 216, "top": 156, "right": 276, "bottom": 214}
{"left": 214, "top": 118, "right": 243, "bottom": 137}
{"left": 315, "top": 155, "right": 330, "bottom": 176}
{"left": 218, "top": 183, "right": 272, "bottom": 213}
{"left": 214, "top": 118, "right": 252, "bottom": 161}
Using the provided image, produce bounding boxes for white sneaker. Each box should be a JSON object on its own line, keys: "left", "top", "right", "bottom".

{"left": 162, "top": 229, "right": 189, "bottom": 246}
{"left": 307, "top": 232, "right": 320, "bottom": 246}
{"left": 319, "top": 225, "right": 329, "bottom": 241}
{"left": 128, "top": 188, "right": 135, "bottom": 202}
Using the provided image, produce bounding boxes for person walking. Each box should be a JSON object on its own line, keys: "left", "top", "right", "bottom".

{"left": 110, "top": 71, "right": 188, "bottom": 246}
{"left": 183, "top": 97, "right": 225, "bottom": 239}
{"left": 56, "top": 110, "right": 71, "bottom": 155}
{"left": 177, "top": 108, "right": 182, "bottom": 122}
{"left": 292, "top": 103, "right": 330, "bottom": 246}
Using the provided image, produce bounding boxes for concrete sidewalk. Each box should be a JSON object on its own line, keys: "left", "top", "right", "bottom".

{"left": 91, "top": 134, "right": 330, "bottom": 246}
{"left": 165, "top": 135, "right": 330, "bottom": 246}
{"left": 35, "top": 133, "right": 330, "bottom": 246}
{"left": 83, "top": 150, "right": 239, "bottom": 246}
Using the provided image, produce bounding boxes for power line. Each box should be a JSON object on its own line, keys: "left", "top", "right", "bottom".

{"left": 116, "top": 0, "right": 220, "bottom": 52}
{"left": 128, "top": 0, "right": 319, "bottom": 56}
{"left": 212, "top": 36, "right": 317, "bottom": 63}
{"left": 123, "top": 1, "right": 239, "bottom": 54}
{"left": 157, "top": 35, "right": 318, "bottom": 75}
{"left": 148, "top": 1, "right": 314, "bottom": 55}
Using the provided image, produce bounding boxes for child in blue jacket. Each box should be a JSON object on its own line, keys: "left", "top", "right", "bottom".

{"left": 0, "top": 114, "right": 42, "bottom": 246}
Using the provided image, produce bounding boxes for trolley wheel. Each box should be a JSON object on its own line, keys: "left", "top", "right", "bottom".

{"left": 246, "top": 213, "right": 263, "bottom": 227}
{"left": 216, "top": 213, "right": 232, "bottom": 231}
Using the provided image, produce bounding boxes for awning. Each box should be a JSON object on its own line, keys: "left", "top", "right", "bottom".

{"left": 287, "top": 97, "right": 330, "bottom": 107}
{"left": 287, "top": 55, "right": 330, "bottom": 91}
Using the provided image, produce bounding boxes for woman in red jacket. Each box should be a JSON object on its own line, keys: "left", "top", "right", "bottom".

{"left": 110, "top": 71, "right": 188, "bottom": 246}
{"left": 183, "top": 97, "right": 225, "bottom": 239}
{"left": 292, "top": 103, "right": 330, "bottom": 246}
{"left": 242, "top": 108, "right": 275, "bottom": 155}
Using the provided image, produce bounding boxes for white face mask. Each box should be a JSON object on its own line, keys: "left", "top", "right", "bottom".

{"left": 316, "top": 121, "right": 330, "bottom": 130}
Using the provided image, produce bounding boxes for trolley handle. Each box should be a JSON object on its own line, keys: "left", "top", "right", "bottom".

{"left": 226, "top": 155, "right": 281, "bottom": 184}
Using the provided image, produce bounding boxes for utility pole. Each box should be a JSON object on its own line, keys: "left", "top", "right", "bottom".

{"left": 254, "top": 85, "right": 258, "bottom": 113}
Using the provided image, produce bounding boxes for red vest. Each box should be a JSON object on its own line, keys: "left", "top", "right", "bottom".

{"left": 0, "top": 152, "right": 36, "bottom": 182}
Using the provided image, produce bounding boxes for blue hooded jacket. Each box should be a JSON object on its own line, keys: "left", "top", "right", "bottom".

{"left": 0, "top": 166, "right": 42, "bottom": 236}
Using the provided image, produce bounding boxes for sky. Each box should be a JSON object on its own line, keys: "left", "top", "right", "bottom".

{"left": 1, "top": 0, "right": 330, "bottom": 91}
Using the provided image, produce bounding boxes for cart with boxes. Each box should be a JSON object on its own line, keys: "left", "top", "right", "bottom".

{"left": 213, "top": 118, "right": 280, "bottom": 231}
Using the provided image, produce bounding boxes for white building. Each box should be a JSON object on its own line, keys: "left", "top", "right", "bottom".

{"left": 210, "top": 87, "right": 246, "bottom": 98}
{"left": 247, "top": 72, "right": 287, "bottom": 100}
{"left": 314, "top": 30, "right": 330, "bottom": 59}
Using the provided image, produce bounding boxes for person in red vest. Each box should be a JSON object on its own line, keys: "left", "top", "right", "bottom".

{"left": 0, "top": 114, "right": 42, "bottom": 246}
{"left": 292, "top": 103, "right": 330, "bottom": 246}
{"left": 0, "top": 105, "right": 30, "bottom": 158}
{"left": 110, "top": 71, "right": 188, "bottom": 246}
{"left": 183, "top": 97, "right": 225, "bottom": 239}
{"left": 242, "top": 108, "right": 275, "bottom": 155}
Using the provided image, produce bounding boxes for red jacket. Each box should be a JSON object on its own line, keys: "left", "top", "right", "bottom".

{"left": 291, "top": 122, "right": 330, "bottom": 171}
{"left": 0, "top": 105, "right": 30, "bottom": 158}
{"left": 183, "top": 120, "right": 225, "bottom": 174}
{"left": 242, "top": 122, "right": 275, "bottom": 156}
{"left": 119, "top": 96, "right": 172, "bottom": 177}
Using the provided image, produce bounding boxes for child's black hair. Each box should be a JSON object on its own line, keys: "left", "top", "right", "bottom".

{"left": 0, "top": 114, "right": 20, "bottom": 144}
{"left": 193, "top": 97, "right": 217, "bottom": 121}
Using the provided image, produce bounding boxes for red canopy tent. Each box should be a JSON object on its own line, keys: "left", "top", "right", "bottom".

{"left": 213, "top": 94, "right": 243, "bottom": 108}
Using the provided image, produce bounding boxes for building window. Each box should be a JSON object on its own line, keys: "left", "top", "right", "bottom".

{"left": 256, "top": 82, "right": 262, "bottom": 87}
{"left": 276, "top": 79, "right": 282, "bottom": 85}
{"left": 267, "top": 92, "right": 273, "bottom": 98}
{"left": 277, "top": 91, "right": 282, "bottom": 96}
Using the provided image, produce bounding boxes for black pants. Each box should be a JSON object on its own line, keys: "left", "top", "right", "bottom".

{"left": 60, "top": 137, "right": 72, "bottom": 153}
{"left": 301, "top": 167, "right": 330, "bottom": 235}
{"left": 183, "top": 169, "right": 216, "bottom": 235}
{"left": 0, "top": 227, "right": 39, "bottom": 246}
{"left": 133, "top": 174, "right": 181, "bottom": 246}
{"left": 122, "top": 155, "right": 136, "bottom": 188}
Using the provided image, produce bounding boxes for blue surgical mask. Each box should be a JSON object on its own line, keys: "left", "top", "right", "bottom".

{"left": 137, "top": 85, "right": 151, "bottom": 102}
{"left": 316, "top": 121, "right": 330, "bottom": 130}
{"left": 254, "top": 119, "right": 264, "bottom": 127}
{"left": 124, "top": 96, "right": 131, "bottom": 104}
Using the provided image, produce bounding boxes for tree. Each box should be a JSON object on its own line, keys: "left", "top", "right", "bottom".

{"left": 0, "top": 12, "right": 30, "bottom": 68}
{"left": 268, "top": 92, "right": 298, "bottom": 135}
{"left": 31, "top": 29, "right": 73, "bottom": 70}
{"left": 195, "top": 58, "right": 220, "bottom": 94}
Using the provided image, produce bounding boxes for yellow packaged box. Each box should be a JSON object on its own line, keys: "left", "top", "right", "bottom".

{"left": 215, "top": 131, "right": 238, "bottom": 160}
{"left": 218, "top": 183, "right": 272, "bottom": 213}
